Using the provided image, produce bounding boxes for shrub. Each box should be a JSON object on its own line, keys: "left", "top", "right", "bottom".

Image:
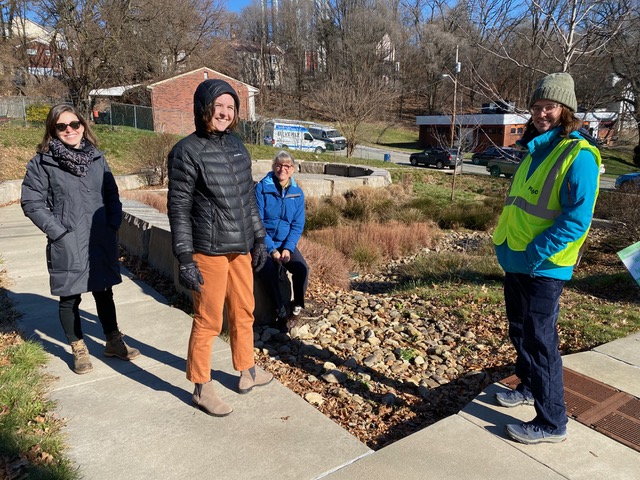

{"left": 397, "top": 250, "right": 503, "bottom": 285}
{"left": 25, "top": 103, "right": 51, "bottom": 124}
{"left": 305, "top": 197, "right": 342, "bottom": 230}
{"left": 351, "top": 243, "right": 382, "bottom": 271}
{"left": 307, "top": 221, "right": 439, "bottom": 270}
{"left": 132, "top": 132, "right": 180, "bottom": 186}
{"left": 298, "top": 236, "right": 351, "bottom": 289}
{"left": 438, "top": 200, "right": 501, "bottom": 231}
{"left": 343, "top": 187, "right": 395, "bottom": 221}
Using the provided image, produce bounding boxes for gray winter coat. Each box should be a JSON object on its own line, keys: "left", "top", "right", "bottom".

{"left": 167, "top": 80, "right": 265, "bottom": 262}
{"left": 21, "top": 149, "right": 122, "bottom": 296}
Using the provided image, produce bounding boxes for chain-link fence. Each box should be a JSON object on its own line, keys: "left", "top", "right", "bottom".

{"left": 95, "top": 102, "right": 154, "bottom": 131}
{"left": 1, "top": 96, "right": 264, "bottom": 144}
{"left": 0, "top": 96, "right": 69, "bottom": 125}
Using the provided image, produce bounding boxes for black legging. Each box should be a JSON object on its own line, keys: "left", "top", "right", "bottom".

{"left": 59, "top": 288, "right": 118, "bottom": 343}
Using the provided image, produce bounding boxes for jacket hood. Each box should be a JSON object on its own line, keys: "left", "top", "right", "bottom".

{"left": 193, "top": 79, "right": 240, "bottom": 134}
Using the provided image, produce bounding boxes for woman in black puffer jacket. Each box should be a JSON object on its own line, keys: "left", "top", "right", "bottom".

{"left": 167, "top": 79, "right": 272, "bottom": 417}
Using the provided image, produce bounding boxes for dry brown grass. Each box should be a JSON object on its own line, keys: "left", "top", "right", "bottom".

{"left": 307, "top": 221, "right": 440, "bottom": 270}
{"left": 120, "top": 189, "right": 167, "bottom": 213}
{"left": 298, "top": 237, "right": 352, "bottom": 290}
{"left": 0, "top": 146, "right": 32, "bottom": 181}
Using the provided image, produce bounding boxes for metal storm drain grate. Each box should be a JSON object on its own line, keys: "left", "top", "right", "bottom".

{"left": 500, "top": 368, "right": 640, "bottom": 452}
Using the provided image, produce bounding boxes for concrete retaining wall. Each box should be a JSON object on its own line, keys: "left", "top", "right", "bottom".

{"left": 4, "top": 161, "right": 391, "bottom": 323}
{"left": 252, "top": 160, "right": 391, "bottom": 198}
{"left": 119, "top": 199, "right": 277, "bottom": 325}
{"left": 0, "top": 174, "right": 148, "bottom": 207}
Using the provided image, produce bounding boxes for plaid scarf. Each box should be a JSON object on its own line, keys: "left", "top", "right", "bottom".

{"left": 49, "top": 138, "right": 96, "bottom": 177}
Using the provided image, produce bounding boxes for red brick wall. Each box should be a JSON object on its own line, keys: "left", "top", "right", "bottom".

{"left": 150, "top": 68, "right": 252, "bottom": 135}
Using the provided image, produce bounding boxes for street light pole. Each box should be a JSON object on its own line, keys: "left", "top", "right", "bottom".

{"left": 450, "top": 46, "right": 461, "bottom": 201}
{"left": 450, "top": 45, "right": 460, "bottom": 149}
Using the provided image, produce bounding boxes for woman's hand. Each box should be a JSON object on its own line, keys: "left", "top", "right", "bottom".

{"left": 280, "top": 249, "right": 291, "bottom": 263}
{"left": 271, "top": 250, "right": 282, "bottom": 263}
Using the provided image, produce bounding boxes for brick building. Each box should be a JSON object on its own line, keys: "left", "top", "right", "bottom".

{"left": 148, "top": 67, "right": 258, "bottom": 135}
{"left": 416, "top": 111, "right": 619, "bottom": 151}
{"left": 416, "top": 113, "right": 529, "bottom": 151}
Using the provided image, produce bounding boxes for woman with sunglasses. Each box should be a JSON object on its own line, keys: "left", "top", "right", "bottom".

{"left": 255, "top": 151, "right": 308, "bottom": 331}
{"left": 167, "top": 79, "right": 272, "bottom": 417}
{"left": 493, "top": 73, "right": 601, "bottom": 445}
{"left": 21, "top": 104, "right": 140, "bottom": 375}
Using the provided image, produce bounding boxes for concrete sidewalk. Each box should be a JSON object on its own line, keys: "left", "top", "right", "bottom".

{"left": 1, "top": 202, "right": 639, "bottom": 479}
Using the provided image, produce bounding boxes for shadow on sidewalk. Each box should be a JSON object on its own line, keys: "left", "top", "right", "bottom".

{"left": 8, "top": 290, "right": 204, "bottom": 406}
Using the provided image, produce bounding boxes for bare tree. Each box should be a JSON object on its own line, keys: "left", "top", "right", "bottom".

{"left": 31, "top": 0, "right": 227, "bottom": 114}
{"left": 609, "top": 2, "right": 640, "bottom": 149}
{"left": 316, "top": 73, "right": 393, "bottom": 157}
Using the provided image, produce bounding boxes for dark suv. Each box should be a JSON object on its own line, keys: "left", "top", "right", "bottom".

{"left": 471, "top": 147, "right": 522, "bottom": 166}
{"left": 486, "top": 150, "right": 526, "bottom": 178}
{"left": 409, "top": 147, "right": 456, "bottom": 169}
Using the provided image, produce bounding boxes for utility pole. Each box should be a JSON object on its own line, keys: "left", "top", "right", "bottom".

{"left": 450, "top": 45, "right": 460, "bottom": 149}
{"left": 450, "top": 46, "right": 461, "bottom": 201}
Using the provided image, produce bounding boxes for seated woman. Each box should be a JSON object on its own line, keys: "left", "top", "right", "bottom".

{"left": 255, "top": 151, "right": 309, "bottom": 329}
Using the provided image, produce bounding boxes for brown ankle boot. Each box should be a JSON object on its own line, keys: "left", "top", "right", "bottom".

{"left": 238, "top": 366, "right": 274, "bottom": 394}
{"left": 193, "top": 381, "right": 233, "bottom": 417}
{"left": 70, "top": 339, "right": 93, "bottom": 374}
{"left": 104, "top": 331, "right": 140, "bottom": 360}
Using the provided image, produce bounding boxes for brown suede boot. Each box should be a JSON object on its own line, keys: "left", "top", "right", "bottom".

{"left": 193, "top": 381, "right": 233, "bottom": 417}
{"left": 70, "top": 339, "right": 93, "bottom": 374}
{"left": 238, "top": 366, "right": 274, "bottom": 394}
{"left": 104, "top": 331, "right": 140, "bottom": 360}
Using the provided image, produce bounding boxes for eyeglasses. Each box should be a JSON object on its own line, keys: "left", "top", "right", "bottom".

{"left": 275, "top": 163, "right": 294, "bottom": 170}
{"left": 530, "top": 104, "right": 561, "bottom": 115}
{"left": 55, "top": 121, "right": 82, "bottom": 132}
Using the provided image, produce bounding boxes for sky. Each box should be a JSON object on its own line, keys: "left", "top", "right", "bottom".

{"left": 225, "top": 0, "right": 254, "bottom": 13}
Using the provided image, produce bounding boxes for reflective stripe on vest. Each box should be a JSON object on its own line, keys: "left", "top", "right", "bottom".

{"left": 503, "top": 140, "right": 579, "bottom": 220}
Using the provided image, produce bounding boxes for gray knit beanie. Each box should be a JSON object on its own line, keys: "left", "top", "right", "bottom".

{"left": 529, "top": 72, "right": 577, "bottom": 112}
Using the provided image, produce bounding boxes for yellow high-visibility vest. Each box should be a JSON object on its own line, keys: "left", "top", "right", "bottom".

{"left": 493, "top": 138, "right": 601, "bottom": 267}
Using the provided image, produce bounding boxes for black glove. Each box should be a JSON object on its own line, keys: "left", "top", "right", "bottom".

{"left": 251, "top": 242, "right": 268, "bottom": 272}
{"left": 178, "top": 262, "right": 204, "bottom": 292}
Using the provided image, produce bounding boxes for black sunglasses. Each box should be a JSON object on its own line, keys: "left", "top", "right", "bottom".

{"left": 54, "top": 121, "right": 82, "bottom": 132}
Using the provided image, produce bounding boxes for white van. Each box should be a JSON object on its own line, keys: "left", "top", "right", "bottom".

{"left": 308, "top": 125, "right": 347, "bottom": 151}
{"left": 264, "top": 120, "right": 326, "bottom": 154}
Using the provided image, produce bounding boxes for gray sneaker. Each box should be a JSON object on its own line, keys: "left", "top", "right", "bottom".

{"left": 496, "top": 389, "right": 534, "bottom": 407}
{"left": 506, "top": 422, "right": 566, "bottom": 444}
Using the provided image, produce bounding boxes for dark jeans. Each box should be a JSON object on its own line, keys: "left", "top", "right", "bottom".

{"left": 259, "top": 248, "right": 308, "bottom": 310}
{"left": 504, "top": 272, "right": 567, "bottom": 433}
{"left": 59, "top": 288, "right": 118, "bottom": 343}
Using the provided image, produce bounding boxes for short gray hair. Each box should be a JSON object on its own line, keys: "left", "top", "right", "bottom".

{"left": 272, "top": 150, "right": 296, "bottom": 168}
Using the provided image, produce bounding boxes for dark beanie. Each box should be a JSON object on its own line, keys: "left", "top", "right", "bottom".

{"left": 529, "top": 72, "right": 577, "bottom": 112}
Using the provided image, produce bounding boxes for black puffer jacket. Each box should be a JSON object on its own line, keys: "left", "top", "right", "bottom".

{"left": 167, "top": 80, "right": 265, "bottom": 261}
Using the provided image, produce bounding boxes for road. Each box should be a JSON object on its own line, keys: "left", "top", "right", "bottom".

{"left": 331, "top": 144, "right": 616, "bottom": 190}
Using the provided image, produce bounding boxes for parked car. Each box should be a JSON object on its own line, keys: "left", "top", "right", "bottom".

{"left": 615, "top": 172, "right": 640, "bottom": 193}
{"left": 409, "top": 147, "right": 456, "bottom": 169}
{"left": 471, "top": 147, "right": 522, "bottom": 166}
{"left": 308, "top": 125, "right": 347, "bottom": 150}
{"left": 486, "top": 151, "right": 526, "bottom": 178}
{"left": 448, "top": 148, "right": 463, "bottom": 165}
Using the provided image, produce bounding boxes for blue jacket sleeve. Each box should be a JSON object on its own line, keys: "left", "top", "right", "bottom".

{"left": 282, "top": 189, "right": 305, "bottom": 253}
{"left": 254, "top": 180, "right": 276, "bottom": 253}
{"left": 525, "top": 148, "right": 599, "bottom": 267}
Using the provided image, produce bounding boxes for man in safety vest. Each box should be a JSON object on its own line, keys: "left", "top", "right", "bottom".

{"left": 493, "top": 72, "right": 601, "bottom": 444}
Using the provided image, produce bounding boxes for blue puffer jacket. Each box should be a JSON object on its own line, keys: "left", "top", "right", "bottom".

{"left": 495, "top": 126, "right": 599, "bottom": 280}
{"left": 255, "top": 171, "right": 305, "bottom": 253}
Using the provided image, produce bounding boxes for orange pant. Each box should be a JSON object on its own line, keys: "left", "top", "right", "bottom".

{"left": 186, "top": 253, "right": 256, "bottom": 383}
